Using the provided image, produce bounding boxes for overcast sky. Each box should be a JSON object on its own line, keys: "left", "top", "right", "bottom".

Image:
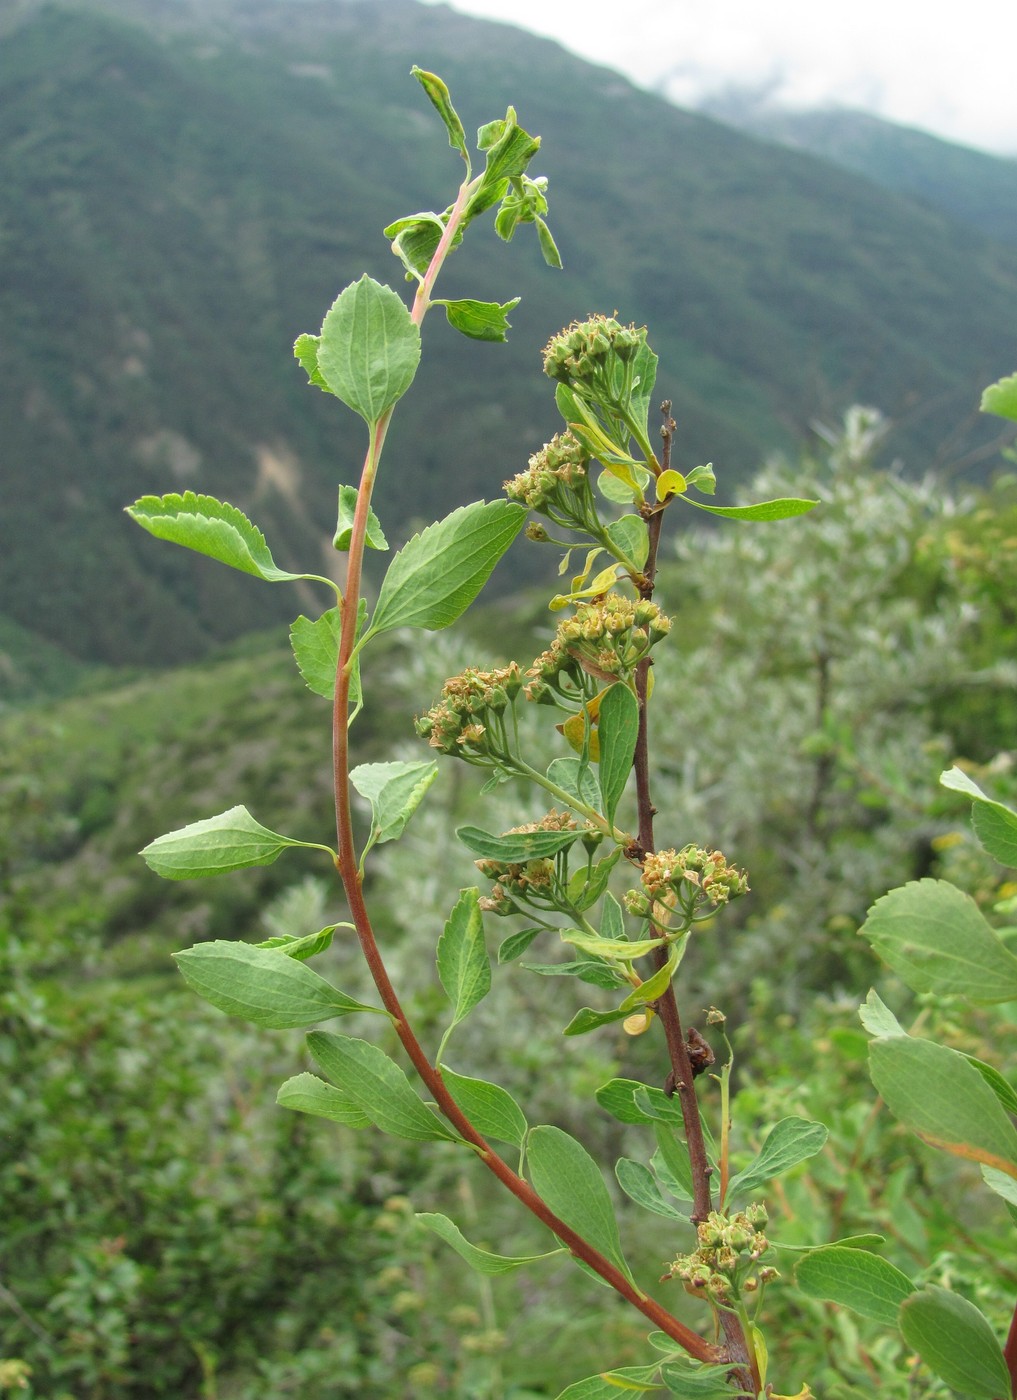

{"left": 422, "top": 0, "right": 1017, "bottom": 156}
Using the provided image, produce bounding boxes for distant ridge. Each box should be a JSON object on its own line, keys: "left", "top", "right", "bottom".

{"left": 3, "top": 0, "right": 1016, "bottom": 668}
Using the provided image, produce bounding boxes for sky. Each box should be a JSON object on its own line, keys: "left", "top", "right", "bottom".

{"left": 420, "top": 0, "right": 1017, "bottom": 156}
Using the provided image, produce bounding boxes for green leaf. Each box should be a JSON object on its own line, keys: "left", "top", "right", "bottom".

{"left": 307, "top": 1031, "right": 458, "bottom": 1142}
{"left": 727, "top": 1117, "right": 829, "bottom": 1198}
{"left": 522, "top": 959, "right": 625, "bottom": 990}
{"left": 772, "top": 1234, "right": 886, "bottom": 1254}
{"left": 293, "top": 333, "right": 333, "bottom": 393}
{"left": 290, "top": 609, "right": 341, "bottom": 700}
{"left": 141, "top": 805, "right": 329, "bottom": 879}
{"left": 618, "top": 944, "right": 682, "bottom": 1011}
{"left": 350, "top": 760, "right": 438, "bottom": 850}
{"left": 316, "top": 275, "right": 421, "bottom": 424}
{"left": 276, "top": 1072, "right": 371, "bottom": 1127}
{"left": 527, "top": 1125, "right": 637, "bottom": 1287}
{"left": 385, "top": 212, "right": 449, "bottom": 281}
{"left": 858, "top": 988, "right": 906, "bottom": 1038}
{"left": 417, "top": 1212, "right": 562, "bottom": 1275}
{"left": 436, "top": 297, "right": 520, "bottom": 342}
{"left": 126, "top": 492, "right": 311, "bottom": 583}
{"left": 366, "top": 500, "right": 526, "bottom": 638}
{"left": 173, "top": 941, "right": 381, "bottom": 1028}
{"left": 562, "top": 1004, "right": 633, "bottom": 1037}
{"left": 561, "top": 929, "right": 665, "bottom": 961}
{"left": 967, "top": 1056, "right": 1017, "bottom": 1115}
{"left": 456, "top": 824, "right": 581, "bottom": 861}
{"left": 595, "top": 1078, "right": 683, "bottom": 1127}
{"left": 601, "top": 892, "right": 626, "bottom": 941}
{"left": 659, "top": 1357, "right": 739, "bottom": 1397}
{"left": 547, "top": 757, "right": 601, "bottom": 808}
{"left": 553, "top": 1368, "right": 664, "bottom": 1398}
{"left": 440, "top": 1065, "right": 527, "bottom": 1148}
{"left": 973, "top": 801, "right": 1017, "bottom": 868}
{"left": 982, "top": 1163, "right": 1017, "bottom": 1208}
{"left": 605, "top": 515, "right": 650, "bottom": 569}
{"left": 497, "top": 926, "right": 543, "bottom": 963}
{"left": 436, "top": 889, "right": 491, "bottom": 1038}
{"left": 334, "top": 485, "right": 389, "bottom": 552}
{"left": 536, "top": 216, "right": 563, "bottom": 269}
{"left": 860, "top": 879, "right": 1017, "bottom": 1002}
{"left": 794, "top": 1247, "right": 915, "bottom": 1325}
{"left": 472, "top": 109, "right": 541, "bottom": 208}
{"left": 981, "top": 371, "right": 1017, "bottom": 424}
{"left": 869, "top": 1034, "right": 1017, "bottom": 1178}
{"left": 253, "top": 927, "right": 337, "bottom": 960}
{"left": 568, "top": 850, "right": 622, "bottom": 914}
{"left": 597, "top": 683, "right": 639, "bottom": 827}
{"left": 615, "top": 1158, "right": 688, "bottom": 1220}
{"left": 653, "top": 1126, "right": 696, "bottom": 1202}
{"left": 685, "top": 497, "right": 819, "bottom": 522}
{"left": 627, "top": 338, "right": 659, "bottom": 435}
{"left": 410, "top": 66, "right": 469, "bottom": 163}
{"left": 899, "top": 1286, "right": 1011, "bottom": 1399}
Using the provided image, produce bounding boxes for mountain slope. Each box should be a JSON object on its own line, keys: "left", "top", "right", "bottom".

{"left": 4, "top": 0, "right": 1017, "bottom": 669}
{"left": 699, "top": 94, "right": 1017, "bottom": 246}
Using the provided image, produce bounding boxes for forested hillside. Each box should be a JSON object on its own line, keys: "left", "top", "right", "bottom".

{"left": 3, "top": 0, "right": 1017, "bottom": 670}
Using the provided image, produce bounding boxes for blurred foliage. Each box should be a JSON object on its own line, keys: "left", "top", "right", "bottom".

{"left": 3, "top": 433, "right": 1017, "bottom": 1394}
{"left": 3, "top": 0, "right": 1017, "bottom": 667}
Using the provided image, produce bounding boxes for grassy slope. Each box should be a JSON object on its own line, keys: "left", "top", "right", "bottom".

{"left": 4, "top": 0, "right": 1017, "bottom": 673}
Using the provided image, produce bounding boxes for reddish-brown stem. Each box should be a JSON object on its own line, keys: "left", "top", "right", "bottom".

{"left": 326, "top": 240, "right": 726, "bottom": 1367}
{"left": 631, "top": 405, "right": 760, "bottom": 1397}
{"left": 1001, "top": 1295, "right": 1017, "bottom": 1399}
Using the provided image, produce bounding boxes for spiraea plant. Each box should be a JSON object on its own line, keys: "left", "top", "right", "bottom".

{"left": 126, "top": 70, "right": 1017, "bottom": 1399}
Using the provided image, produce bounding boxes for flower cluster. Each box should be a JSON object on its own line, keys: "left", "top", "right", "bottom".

{"left": 542, "top": 314, "right": 646, "bottom": 394}
{"left": 631, "top": 845, "right": 749, "bottom": 915}
{"left": 415, "top": 664, "right": 523, "bottom": 760}
{"left": 526, "top": 596, "right": 671, "bottom": 700}
{"left": 476, "top": 810, "right": 585, "bottom": 915}
{"left": 666, "top": 1204, "right": 775, "bottom": 1306}
{"left": 503, "top": 430, "right": 589, "bottom": 518}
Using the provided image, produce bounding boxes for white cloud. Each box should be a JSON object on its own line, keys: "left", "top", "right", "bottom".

{"left": 421, "top": 0, "right": 1017, "bottom": 154}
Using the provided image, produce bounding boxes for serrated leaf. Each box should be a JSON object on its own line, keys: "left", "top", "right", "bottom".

{"left": 440, "top": 1065, "right": 527, "bottom": 1148}
{"left": 860, "top": 879, "right": 1017, "bottom": 1002}
{"left": 334, "top": 484, "right": 389, "bottom": 552}
{"left": 366, "top": 499, "right": 526, "bottom": 638}
{"left": 126, "top": 492, "right": 309, "bottom": 583}
{"left": 417, "top": 1212, "right": 561, "bottom": 1274}
{"left": 436, "top": 889, "right": 491, "bottom": 1038}
{"left": 173, "top": 941, "right": 380, "bottom": 1028}
{"left": 141, "top": 805, "right": 326, "bottom": 879}
{"left": 410, "top": 66, "right": 469, "bottom": 162}
{"left": 350, "top": 760, "right": 438, "bottom": 849}
{"left": 597, "top": 683, "right": 639, "bottom": 827}
{"left": 727, "top": 1117, "right": 829, "bottom": 1198}
{"left": 604, "top": 516, "right": 649, "bottom": 569}
{"left": 981, "top": 371, "right": 1017, "bottom": 424}
{"left": 316, "top": 275, "right": 421, "bottom": 424}
{"left": 437, "top": 297, "right": 520, "bottom": 342}
{"left": 527, "top": 1124, "right": 636, "bottom": 1286}
{"left": 615, "top": 1158, "right": 688, "bottom": 1220}
{"left": 858, "top": 988, "right": 907, "bottom": 1038}
{"left": 307, "top": 1031, "right": 457, "bottom": 1142}
{"left": 289, "top": 598, "right": 366, "bottom": 712}
{"left": 276, "top": 1072, "right": 371, "bottom": 1126}
{"left": 253, "top": 927, "right": 336, "bottom": 960}
{"left": 497, "top": 926, "right": 543, "bottom": 963}
{"left": 794, "top": 1247, "right": 914, "bottom": 1325}
{"left": 293, "top": 333, "right": 333, "bottom": 393}
{"left": 899, "top": 1286, "right": 1011, "bottom": 1399}
{"left": 685, "top": 497, "right": 819, "bottom": 522}
{"left": 870, "top": 1034, "right": 1017, "bottom": 1178}
{"left": 456, "top": 824, "right": 581, "bottom": 861}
